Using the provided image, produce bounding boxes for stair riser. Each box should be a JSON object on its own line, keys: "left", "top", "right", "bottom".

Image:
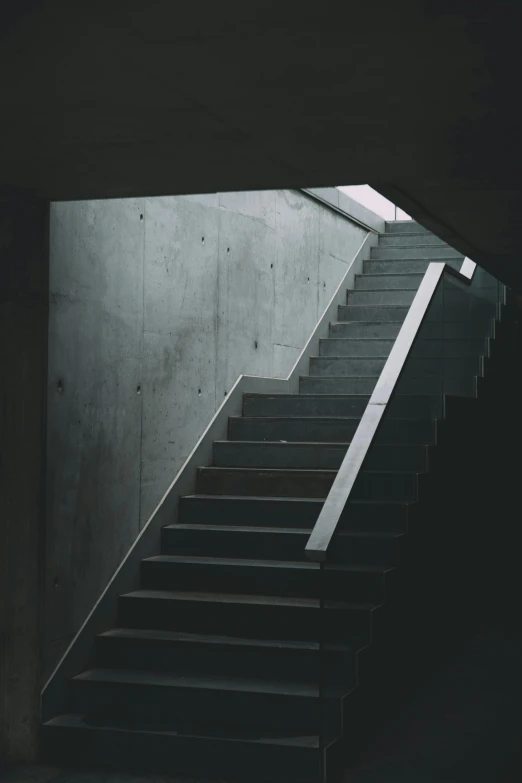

{"left": 329, "top": 321, "right": 402, "bottom": 338}
{"left": 310, "top": 356, "right": 386, "bottom": 375}
{"left": 244, "top": 393, "right": 369, "bottom": 417}
{"left": 394, "top": 375, "right": 477, "bottom": 396}
{"left": 70, "top": 678, "right": 342, "bottom": 735}
{"left": 141, "top": 560, "right": 389, "bottom": 602}
{"left": 242, "top": 393, "right": 441, "bottom": 419}
{"left": 94, "top": 634, "right": 354, "bottom": 685}
{"left": 409, "top": 339, "right": 486, "bottom": 359}
{"left": 162, "top": 527, "right": 403, "bottom": 566}
{"left": 42, "top": 723, "right": 328, "bottom": 783}
{"left": 347, "top": 290, "right": 416, "bottom": 306}
{"left": 338, "top": 304, "right": 410, "bottom": 322}
{"left": 385, "top": 221, "right": 430, "bottom": 234}
{"left": 319, "top": 338, "right": 393, "bottom": 357}
{"left": 355, "top": 274, "right": 423, "bottom": 291}
{"left": 196, "top": 468, "right": 418, "bottom": 501}
{"left": 371, "top": 246, "right": 464, "bottom": 260}
{"left": 363, "top": 260, "right": 462, "bottom": 275}
{"left": 118, "top": 595, "right": 375, "bottom": 644}
{"left": 300, "top": 376, "right": 378, "bottom": 394}
{"left": 228, "top": 417, "right": 436, "bottom": 444}
{"left": 310, "top": 356, "right": 481, "bottom": 378}
{"left": 179, "top": 496, "right": 410, "bottom": 533}
{"left": 378, "top": 234, "right": 448, "bottom": 247}
{"left": 213, "top": 442, "right": 428, "bottom": 471}
{"left": 418, "top": 322, "right": 493, "bottom": 339}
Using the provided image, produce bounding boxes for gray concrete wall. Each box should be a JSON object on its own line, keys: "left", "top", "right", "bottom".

{"left": 45, "top": 189, "right": 369, "bottom": 676}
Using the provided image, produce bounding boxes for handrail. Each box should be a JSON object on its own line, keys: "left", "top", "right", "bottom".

{"left": 305, "top": 257, "right": 477, "bottom": 562}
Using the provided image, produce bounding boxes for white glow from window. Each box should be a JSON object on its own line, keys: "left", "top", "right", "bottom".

{"left": 337, "top": 185, "right": 411, "bottom": 221}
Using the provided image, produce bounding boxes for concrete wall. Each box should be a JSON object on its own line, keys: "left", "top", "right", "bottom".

{"left": 1, "top": 200, "right": 49, "bottom": 762}
{"left": 45, "top": 189, "right": 370, "bottom": 676}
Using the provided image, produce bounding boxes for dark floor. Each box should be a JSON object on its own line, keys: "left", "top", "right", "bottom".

{"left": 3, "top": 621, "right": 521, "bottom": 783}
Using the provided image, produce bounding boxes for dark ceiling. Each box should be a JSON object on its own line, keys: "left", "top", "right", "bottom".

{"left": 2, "top": 0, "right": 522, "bottom": 287}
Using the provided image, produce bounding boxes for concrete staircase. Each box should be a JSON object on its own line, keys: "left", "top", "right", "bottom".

{"left": 43, "top": 222, "right": 492, "bottom": 782}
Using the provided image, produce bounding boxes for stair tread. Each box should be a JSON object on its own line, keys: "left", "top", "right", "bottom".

{"left": 74, "top": 668, "right": 350, "bottom": 698}
{"left": 101, "top": 627, "right": 353, "bottom": 653}
{"left": 164, "top": 523, "right": 403, "bottom": 540}
{"left": 44, "top": 713, "right": 325, "bottom": 748}
{"left": 231, "top": 415, "right": 426, "bottom": 421}
{"left": 123, "top": 589, "right": 381, "bottom": 611}
{"left": 245, "top": 393, "right": 372, "bottom": 399}
{"left": 199, "top": 466, "right": 418, "bottom": 475}
{"left": 182, "top": 494, "right": 412, "bottom": 506}
{"left": 145, "top": 555, "right": 393, "bottom": 573}
{"left": 356, "top": 273, "right": 424, "bottom": 277}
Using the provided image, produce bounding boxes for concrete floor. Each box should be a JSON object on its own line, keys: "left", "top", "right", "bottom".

{"left": 2, "top": 621, "right": 521, "bottom": 783}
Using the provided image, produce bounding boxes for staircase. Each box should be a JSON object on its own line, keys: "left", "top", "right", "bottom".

{"left": 43, "top": 222, "right": 497, "bottom": 781}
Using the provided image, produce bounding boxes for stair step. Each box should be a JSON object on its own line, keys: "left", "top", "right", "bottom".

{"left": 69, "top": 667, "right": 348, "bottom": 735}
{"left": 299, "top": 375, "right": 469, "bottom": 396}
{"left": 162, "top": 524, "right": 405, "bottom": 566}
{"left": 179, "top": 495, "right": 413, "bottom": 533}
{"left": 310, "top": 356, "right": 387, "bottom": 375}
{"left": 354, "top": 273, "right": 424, "bottom": 291}
{"left": 337, "top": 304, "right": 410, "bottom": 322}
{"left": 363, "top": 259, "right": 462, "bottom": 275}
{"left": 378, "top": 233, "right": 449, "bottom": 247}
{"left": 371, "top": 246, "right": 464, "bottom": 260}
{"left": 141, "top": 555, "right": 395, "bottom": 602}
{"left": 243, "top": 392, "right": 442, "bottom": 419}
{"left": 329, "top": 321, "right": 402, "bottom": 338}
{"left": 228, "top": 416, "right": 436, "bottom": 444}
{"left": 94, "top": 627, "right": 358, "bottom": 684}
{"left": 42, "top": 713, "right": 338, "bottom": 783}
{"left": 409, "top": 338, "right": 487, "bottom": 358}
{"left": 212, "top": 441, "right": 429, "bottom": 471}
{"left": 385, "top": 220, "right": 430, "bottom": 234}
{"left": 319, "top": 338, "right": 394, "bottom": 357}
{"left": 118, "top": 589, "right": 384, "bottom": 645}
{"left": 196, "top": 466, "right": 419, "bottom": 501}
{"left": 310, "top": 355, "right": 481, "bottom": 378}
{"left": 300, "top": 376, "right": 380, "bottom": 395}
{"left": 347, "top": 289, "right": 416, "bottom": 306}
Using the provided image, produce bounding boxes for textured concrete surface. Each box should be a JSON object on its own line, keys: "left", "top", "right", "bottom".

{"left": 45, "top": 189, "right": 368, "bottom": 677}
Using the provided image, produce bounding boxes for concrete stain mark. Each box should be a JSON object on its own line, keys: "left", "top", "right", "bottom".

{"left": 326, "top": 251, "right": 352, "bottom": 264}
{"left": 273, "top": 342, "right": 300, "bottom": 350}
{"left": 218, "top": 204, "right": 276, "bottom": 230}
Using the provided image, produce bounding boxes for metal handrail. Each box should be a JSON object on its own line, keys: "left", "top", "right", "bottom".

{"left": 305, "top": 258, "right": 477, "bottom": 562}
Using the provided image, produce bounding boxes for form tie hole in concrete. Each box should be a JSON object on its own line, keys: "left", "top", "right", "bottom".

{"left": 254, "top": 341, "right": 258, "bottom": 349}
{"left": 270, "top": 263, "right": 273, "bottom": 268}
{"left": 224, "top": 390, "right": 227, "bottom": 396}
{"left": 57, "top": 378, "right": 64, "bottom": 394}
{"left": 198, "top": 389, "right": 202, "bottom": 396}
{"left": 307, "top": 277, "right": 310, "bottom": 282}
{"left": 201, "top": 236, "right": 205, "bottom": 244}
{"left": 227, "top": 247, "right": 230, "bottom": 254}
{"left": 136, "top": 385, "right": 141, "bottom": 395}
{"left": 140, "top": 214, "right": 143, "bottom": 221}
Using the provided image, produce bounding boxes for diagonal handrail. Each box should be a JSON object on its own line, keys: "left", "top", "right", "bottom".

{"left": 305, "top": 258, "right": 477, "bottom": 562}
